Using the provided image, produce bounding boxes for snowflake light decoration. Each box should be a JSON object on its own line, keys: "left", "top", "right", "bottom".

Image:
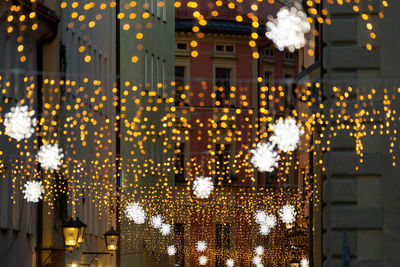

{"left": 160, "top": 223, "right": 171, "bottom": 236}
{"left": 269, "top": 117, "right": 304, "bottom": 152}
{"left": 300, "top": 258, "right": 309, "bottom": 267}
{"left": 250, "top": 142, "right": 280, "bottom": 172}
{"left": 279, "top": 204, "right": 297, "bottom": 224}
{"left": 167, "top": 245, "right": 176, "bottom": 256}
{"left": 4, "top": 105, "right": 36, "bottom": 141}
{"left": 252, "top": 256, "right": 262, "bottom": 265}
{"left": 37, "top": 143, "right": 64, "bottom": 171}
{"left": 255, "top": 246, "right": 264, "bottom": 256}
{"left": 254, "top": 210, "right": 267, "bottom": 225}
{"left": 259, "top": 224, "right": 271, "bottom": 235}
{"left": 226, "top": 258, "right": 235, "bottom": 267}
{"left": 196, "top": 240, "right": 207, "bottom": 252}
{"left": 199, "top": 256, "right": 208, "bottom": 266}
{"left": 22, "top": 180, "right": 44, "bottom": 203}
{"left": 263, "top": 214, "right": 277, "bottom": 229}
{"left": 192, "top": 176, "right": 214, "bottom": 199}
{"left": 125, "top": 202, "right": 146, "bottom": 224}
{"left": 150, "top": 214, "right": 163, "bottom": 229}
{"left": 265, "top": 4, "right": 311, "bottom": 52}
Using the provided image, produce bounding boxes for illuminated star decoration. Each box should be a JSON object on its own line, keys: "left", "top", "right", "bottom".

{"left": 255, "top": 246, "right": 264, "bottom": 256}
{"left": 192, "top": 176, "right": 214, "bottom": 199}
{"left": 160, "top": 223, "right": 171, "bottom": 236}
{"left": 125, "top": 202, "right": 146, "bottom": 224}
{"left": 196, "top": 240, "right": 207, "bottom": 252}
{"left": 265, "top": 4, "right": 311, "bottom": 52}
{"left": 226, "top": 258, "right": 235, "bottom": 267}
{"left": 199, "top": 256, "right": 208, "bottom": 266}
{"left": 22, "top": 180, "right": 45, "bottom": 203}
{"left": 269, "top": 117, "right": 304, "bottom": 152}
{"left": 150, "top": 214, "right": 163, "bottom": 229}
{"left": 167, "top": 245, "right": 176, "bottom": 256}
{"left": 4, "top": 105, "right": 36, "bottom": 141}
{"left": 250, "top": 142, "right": 280, "bottom": 172}
{"left": 279, "top": 204, "right": 297, "bottom": 224}
{"left": 300, "top": 258, "right": 309, "bottom": 267}
{"left": 37, "top": 143, "right": 64, "bottom": 171}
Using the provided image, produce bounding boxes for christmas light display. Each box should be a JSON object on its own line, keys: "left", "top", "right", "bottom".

{"left": 22, "top": 180, "right": 44, "bottom": 203}
{"left": 37, "top": 143, "right": 64, "bottom": 171}
{"left": 167, "top": 245, "right": 176, "bottom": 256}
{"left": 150, "top": 215, "right": 163, "bottom": 229}
{"left": 199, "top": 255, "right": 208, "bottom": 266}
{"left": 254, "top": 246, "right": 265, "bottom": 256}
{"left": 4, "top": 105, "right": 36, "bottom": 141}
{"left": 226, "top": 258, "right": 235, "bottom": 267}
{"left": 160, "top": 223, "right": 171, "bottom": 236}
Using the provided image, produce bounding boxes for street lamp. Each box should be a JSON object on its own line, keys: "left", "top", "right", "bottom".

{"left": 75, "top": 217, "right": 87, "bottom": 244}
{"left": 62, "top": 217, "right": 80, "bottom": 249}
{"left": 103, "top": 226, "right": 120, "bottom": 252}
{"left": 289, "top": 259, "right": 300, "bottom": 267}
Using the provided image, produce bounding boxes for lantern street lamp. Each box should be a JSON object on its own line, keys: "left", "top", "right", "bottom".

{"left": 75, "top": 217, "right": 87, "bottom": 244}
{"left": 289, "top": 259, "right": 300, "bottom": 267}
{"left": 103, "top": 226, "right": 120, "bottom": 252}
{"left": 62, "top": 217, "right": 80, "bottom": 249}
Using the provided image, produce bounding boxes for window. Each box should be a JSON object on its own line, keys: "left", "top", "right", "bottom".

{"left": 284, "top": 51, "right": 294, "bottom": 60}
{"left": 265, "top": 47, "right": 275, "bottom": 57}
{"left": 215, "top": 44, "right": 235, "bottom": 53}
{"left": 176, "top": 43, "right": 188, "bottom": 51}
{"left": 215, "top": 144, "right": 230, "bottom": 185}
{"left": 215, "top": 68, "right": 231, "bottom": 106}
{"left": 175, "top": 142, "right": 185, "bottom": 184}
{"left": 175, "top": 66, "right": 185, "bottom": 106}
{"left": 174, "top": 223, "right": 185, "bottom": 266}
{"left": 215, "top": 223, "right": 231, "bottom": 266}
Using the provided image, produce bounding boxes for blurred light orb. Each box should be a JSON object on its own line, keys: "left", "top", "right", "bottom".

{"left": 250, "top": 142, "right": 279, "bottom": 172}
{"left": 193, "top": 176, "right": 214, "bottom": 199}
{"left": 196, "top": 240, "right": 207, "bottom": 252}
{"left": 199, "top": 255, "right": 208, "bottom": 265}
{"left": 279, "top": 204, "right": 297, "bottom": 224}
{"left": 301, "top": 258, "right": 309, "bottom": 267}
{"left": 37, "top": 143, "right": 64, "bottom": 171}
{"left": 266, "top": 5, "right": 311, "bottom": 52}
{"left": 160, "top": 223, "right": 171, "bottom": 236}
{"left": 269, "top": 117, "right": 304, "bottom": 152}
{"left": 4, "top": 105, "right": 36, "bottom": 141}
{"left": 167, "top": 245, "right": 176, "bottom": 256}
{"left": 226, "top": 258, "right": 235, "bottom": 267}
{"left": 22, "top": 180, "right": 44, "bottom": 203}
{"left": 255, "top": 245, "right": 265, "bottom": 256}
{"left": 125, "top": 202, "right": 146, "bottom": 224}
{"left": 150, "top": 214, "right": 163, "bottom": 229}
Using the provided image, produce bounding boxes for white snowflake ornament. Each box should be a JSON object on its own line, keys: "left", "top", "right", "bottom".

{"left": 125, "top": 202, "right": 146, "bottom": 224}
{"left": 226, "top": 258, "right": 235, "bottom": 267}
{"left": 167, "top": 245, "right": 176, "bottom": 256}
{"left": 37, "top": 143, "right": 64, "bottom": 171}
{"left": 252, "top": 256, "right": 262, "bottom": 265}
{"left": 199, "top": 256, "right": 208, "bottom": 265}
{"left": 150, "top": 214, "right": 163, "bottom": 229}
{"left": 300, "top": 258, "right": 309, "bottom": 267}
{"left": 22, "top": 180, "right": 44, "bottom": 203}
{"left": 250, "top": 142, "right": 279, "bottom": 172}
{"left": 259, "top": 224, "right": 271, "bottom": 236}
{"left": 4, "top": 105, "right": 36, "bottom": 141}
{"left": 192, "top": 176, "right": 214, "bottom": 199}
{"left": 263, "top": 214, "right": 277, "bottom": 229}
{"left": 160, "top": 223, "right": 171, "bottom": 236}
{"left": 269, "top": 117, "right": 304, "bottom": 152}
{"left": 279, "top": 204, "right": 297, "bottom": 224}
{"left": 266, "top": 5, "right": 310, "bottom": 52}
{"left": 196, "top": 240, "right": 207, "bottom": 252}
{"left": 255, "top": 246, "right": 264, "bottom": 256}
